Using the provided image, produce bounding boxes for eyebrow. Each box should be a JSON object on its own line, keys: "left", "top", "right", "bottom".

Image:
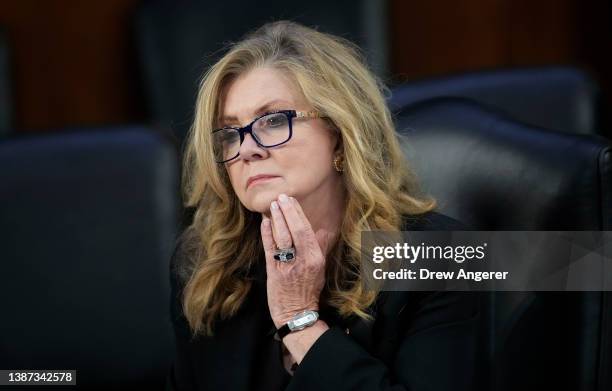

{"left": 218, "top": 99, "right": 292, "bottom": 125}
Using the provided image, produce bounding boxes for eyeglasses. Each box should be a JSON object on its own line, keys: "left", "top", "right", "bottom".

{"left": 212, "top": 110, "right": 327, "bottom": 163}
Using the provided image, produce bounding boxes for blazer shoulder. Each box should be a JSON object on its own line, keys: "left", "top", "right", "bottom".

{"left": 402, "top": 210, "right": 470, "bottom": 231}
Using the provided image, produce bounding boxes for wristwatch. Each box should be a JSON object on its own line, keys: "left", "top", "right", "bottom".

{"left": 276, "top": 310, "right": 319, "bottom": 340}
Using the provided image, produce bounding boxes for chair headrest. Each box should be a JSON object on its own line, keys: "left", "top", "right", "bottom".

{"left": 394, "top": 97, "right": 611, "bottom": 230}
{"left": 388, "top": 66, "right": 600, "bottom": 134}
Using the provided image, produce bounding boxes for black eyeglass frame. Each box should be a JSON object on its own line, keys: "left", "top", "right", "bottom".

{"left": 212, "top": 109, "right": 327, "bottom": 163}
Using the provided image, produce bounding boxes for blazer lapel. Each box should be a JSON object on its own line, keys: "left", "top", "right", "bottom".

{"left": 191, "top": 280, "right": 271, "bottom": 390}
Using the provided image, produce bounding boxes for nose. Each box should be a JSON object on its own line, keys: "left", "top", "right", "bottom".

{"left": 238, "top": 132, "right": 268, "bottom": 162}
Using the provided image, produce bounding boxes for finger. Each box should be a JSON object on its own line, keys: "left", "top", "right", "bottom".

{"left": 277, "top": 194, "right": 316, "bottom": 255}
{"left": 289, "top": 196, "right": 308, "bottom": 224}
{"left": 260, "top": 215, "right": 277, "bottom": 275}
{"left": 270, "top": 200, "right": 293, "bottom": 249}
{"left": 292, "top": 197, "right": 337, "bottom": 256}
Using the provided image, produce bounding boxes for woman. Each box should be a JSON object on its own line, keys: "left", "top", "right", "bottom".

{"left": 168, "top": 20, "right": 480, "bottom": 391}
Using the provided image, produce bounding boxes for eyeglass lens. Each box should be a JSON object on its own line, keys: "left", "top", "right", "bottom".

{"left": 213, "top": 112, "right": 291, "bottom": 162}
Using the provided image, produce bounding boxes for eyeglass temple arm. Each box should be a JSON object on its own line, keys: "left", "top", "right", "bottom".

{"left": 295, "top": 111, "right": 327, "bottom": 119}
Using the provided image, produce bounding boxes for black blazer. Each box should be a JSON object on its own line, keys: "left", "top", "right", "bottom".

{"left": 167, "top": 211, "right": 482, "bottom": 391}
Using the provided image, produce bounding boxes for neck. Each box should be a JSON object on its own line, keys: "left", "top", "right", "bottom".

{"left": 297, "top": 179, "right": 346, "bottom": 256}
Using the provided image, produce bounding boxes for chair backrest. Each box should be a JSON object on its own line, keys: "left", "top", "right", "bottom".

{"left": 133, "top": 0, "right": 388, "bottom": 144}
{"left": 388, "top": 67, "right": 601, "bottom": 135}
{"left": 395, "top": 98, "right": 612, "bottom": 391}
{"left": 0, "top": 127, "right": 180, "bottom": 390}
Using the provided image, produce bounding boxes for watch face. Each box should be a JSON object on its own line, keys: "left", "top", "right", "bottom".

{"left": 289, "top": 311, "right": 318, "bottom": 330}
{"left": 293, "top": 313, "right": 317, "bottom": 327}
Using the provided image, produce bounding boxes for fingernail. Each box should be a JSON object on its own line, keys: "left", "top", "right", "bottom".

{"left": 279, "top": 194, "right": 289, "bottom": 204}
{"left": 271, "top": 201, "right": 279, "bottom": 210}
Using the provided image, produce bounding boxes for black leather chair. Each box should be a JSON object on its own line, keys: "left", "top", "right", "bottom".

{"left": 395, "top": 98, "right": 611, "bottom": 391}
{"left": 388, "top": 67, "right": 601, "bottom": 135}
{"left": 133, "top": 0, "right": 388, "bottom": 144}
{"left": 0, "top": 127, "right": 180, "bottom": 390}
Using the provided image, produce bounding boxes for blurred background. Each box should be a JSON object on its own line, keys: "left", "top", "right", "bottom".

{"left": 0, "top": 0, "right": 610, "bottom": 140}
{"left": 0, "top": 1, "right": 611, "bottom": 390}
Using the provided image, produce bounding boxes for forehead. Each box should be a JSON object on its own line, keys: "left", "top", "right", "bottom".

{"left": 218, "top": 67, "right": 303, "bottom": 123}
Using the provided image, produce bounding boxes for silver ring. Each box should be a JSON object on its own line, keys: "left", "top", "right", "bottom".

{"left": 274, "top": 246, "right": 296, "bottom": 262}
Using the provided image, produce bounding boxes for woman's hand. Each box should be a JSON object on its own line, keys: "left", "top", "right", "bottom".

{"left": 260, "top": 193, "right": 335, "bottom": 329}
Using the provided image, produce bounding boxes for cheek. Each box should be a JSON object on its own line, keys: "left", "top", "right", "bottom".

{"left": 285, "top": 145, "right": 334, "bottom": 184}
{"left": 302, "top": 138, "right": 334, "bottom": 169}
{"left": 226, "top": 167, "right": 243, "bottom": 196}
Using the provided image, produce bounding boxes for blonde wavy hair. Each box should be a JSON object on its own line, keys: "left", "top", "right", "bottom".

{"left": 177, "top": 20, "right": 436, "bottom": 337}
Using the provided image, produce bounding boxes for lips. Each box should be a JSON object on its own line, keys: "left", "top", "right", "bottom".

{"left": 246, "top": 175, "right": 280, "bottom": 188}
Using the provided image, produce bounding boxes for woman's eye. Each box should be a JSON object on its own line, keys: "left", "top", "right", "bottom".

{"left": 222, "top": 130, "right": 239, "bottom": 143}
{"left": 265, "top": 115, "right": 285, "bottom": 127}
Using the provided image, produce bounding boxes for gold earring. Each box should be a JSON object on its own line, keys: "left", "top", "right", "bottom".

{"left": 333, "top": 155, "right": 344, "bottom": 172}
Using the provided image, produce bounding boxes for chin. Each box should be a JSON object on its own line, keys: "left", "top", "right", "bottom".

{"left": 243, "top": 192, "right": 278, "bottom": 213}
{"left": 247, "top": 203, "right": 270, "bottom": 214}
